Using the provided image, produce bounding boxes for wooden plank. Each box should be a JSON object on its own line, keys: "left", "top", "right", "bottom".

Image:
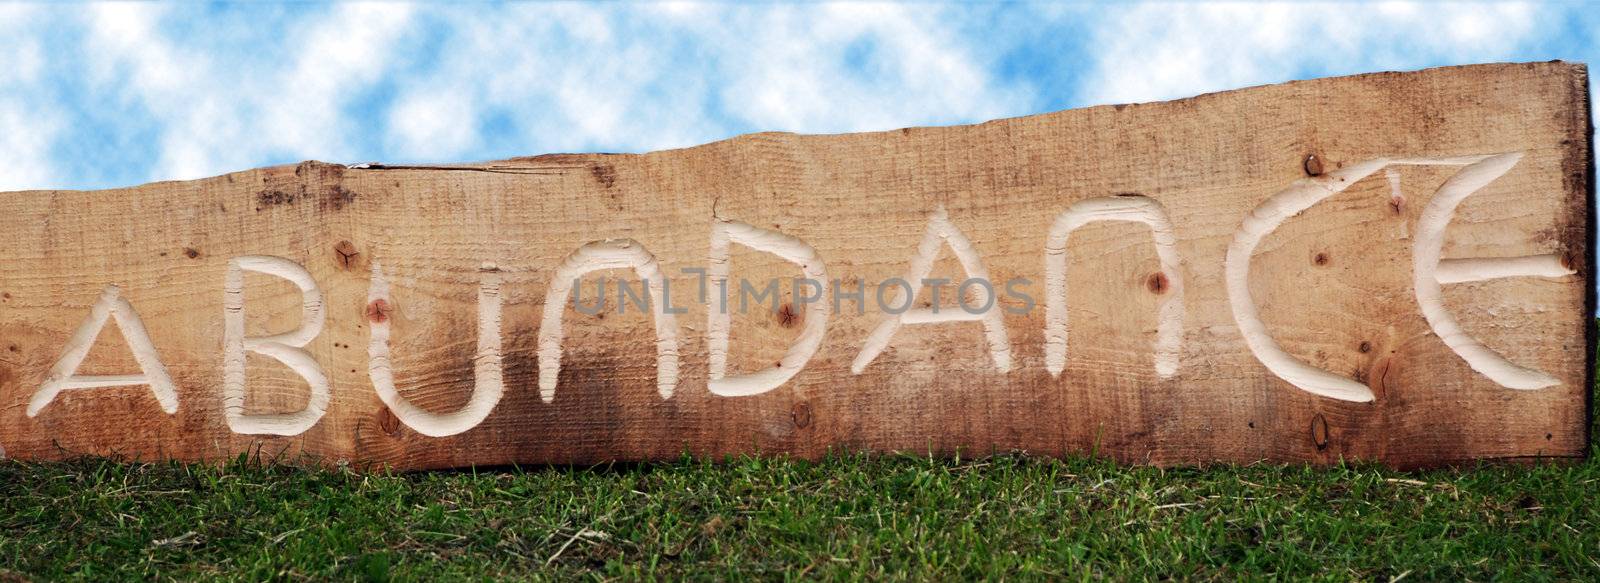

{"left": 0, "top": 62, "right": 1590, "bottom": 469}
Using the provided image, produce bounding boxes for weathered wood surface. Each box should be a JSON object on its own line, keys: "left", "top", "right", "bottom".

{"left": 0, "top": 62, "right": 1591, "bottom": 469}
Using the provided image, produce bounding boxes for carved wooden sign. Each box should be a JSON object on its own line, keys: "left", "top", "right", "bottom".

{"left": 0, "top": 63, "right": 1590, "bottom": 469}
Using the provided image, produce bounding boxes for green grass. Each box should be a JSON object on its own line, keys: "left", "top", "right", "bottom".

{"left": 0, "top": 446, "right": 1595, "bottom": 580}
{"left": 7, "top": 340, "right": 1600, "bottom": 583}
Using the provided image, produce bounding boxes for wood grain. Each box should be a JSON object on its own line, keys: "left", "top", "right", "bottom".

{"left": 0, "top": 62, "right": 1590, "bottom": 469}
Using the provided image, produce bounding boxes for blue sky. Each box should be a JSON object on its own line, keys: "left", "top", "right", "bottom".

{"left": 0, "top": 1, "right": 1596, "bottom": 192}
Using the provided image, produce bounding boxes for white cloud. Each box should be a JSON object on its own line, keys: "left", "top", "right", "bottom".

{"left": 0, "top": 4, "right": 58, "bottom": 191}
{"left": 387, "top": 87, "right": 479, "bottom": 158}
{"left": 2, "top": 1, "right": 1593, "bottom": 192}
{"left": 709, "top": 3, "right": 1027, "bottom": 134}
{"left": 1076, "top": 1, "right": 1542, "bottom": 106}
{"left": 81, "top": 3, "right": 247, "bottom": 180}
{"left": 0, "top": 101, "right": 62, "bottom": 192}
{"left": 77, "top": 3, "right": 415, "bottom": 182}
{"left": 371, "top": 3, "right": 1029, "bottom": 163}
{"left": 263, "top": 3, "right": 416, "bottom": 161}
{"left": 0, "top": 34, "right": 43, "bottom": 86}
{"left": 0, "top": 3, "right": 1033, "bottom": 186}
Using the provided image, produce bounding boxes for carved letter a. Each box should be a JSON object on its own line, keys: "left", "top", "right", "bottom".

{"left": 30, "top": 285, "right": 179, "bottom": 417}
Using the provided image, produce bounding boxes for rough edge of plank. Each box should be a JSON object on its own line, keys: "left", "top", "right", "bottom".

{"left": 0, "top": 61, "right": 1589, "bottom": 197}
{"left": 1578, "top": 59, "right": 1597, "bottom": 463}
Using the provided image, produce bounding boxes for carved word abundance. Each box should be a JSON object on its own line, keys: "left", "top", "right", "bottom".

{"left": 28, "top": 153, "right": 1573, "bottom": 437}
